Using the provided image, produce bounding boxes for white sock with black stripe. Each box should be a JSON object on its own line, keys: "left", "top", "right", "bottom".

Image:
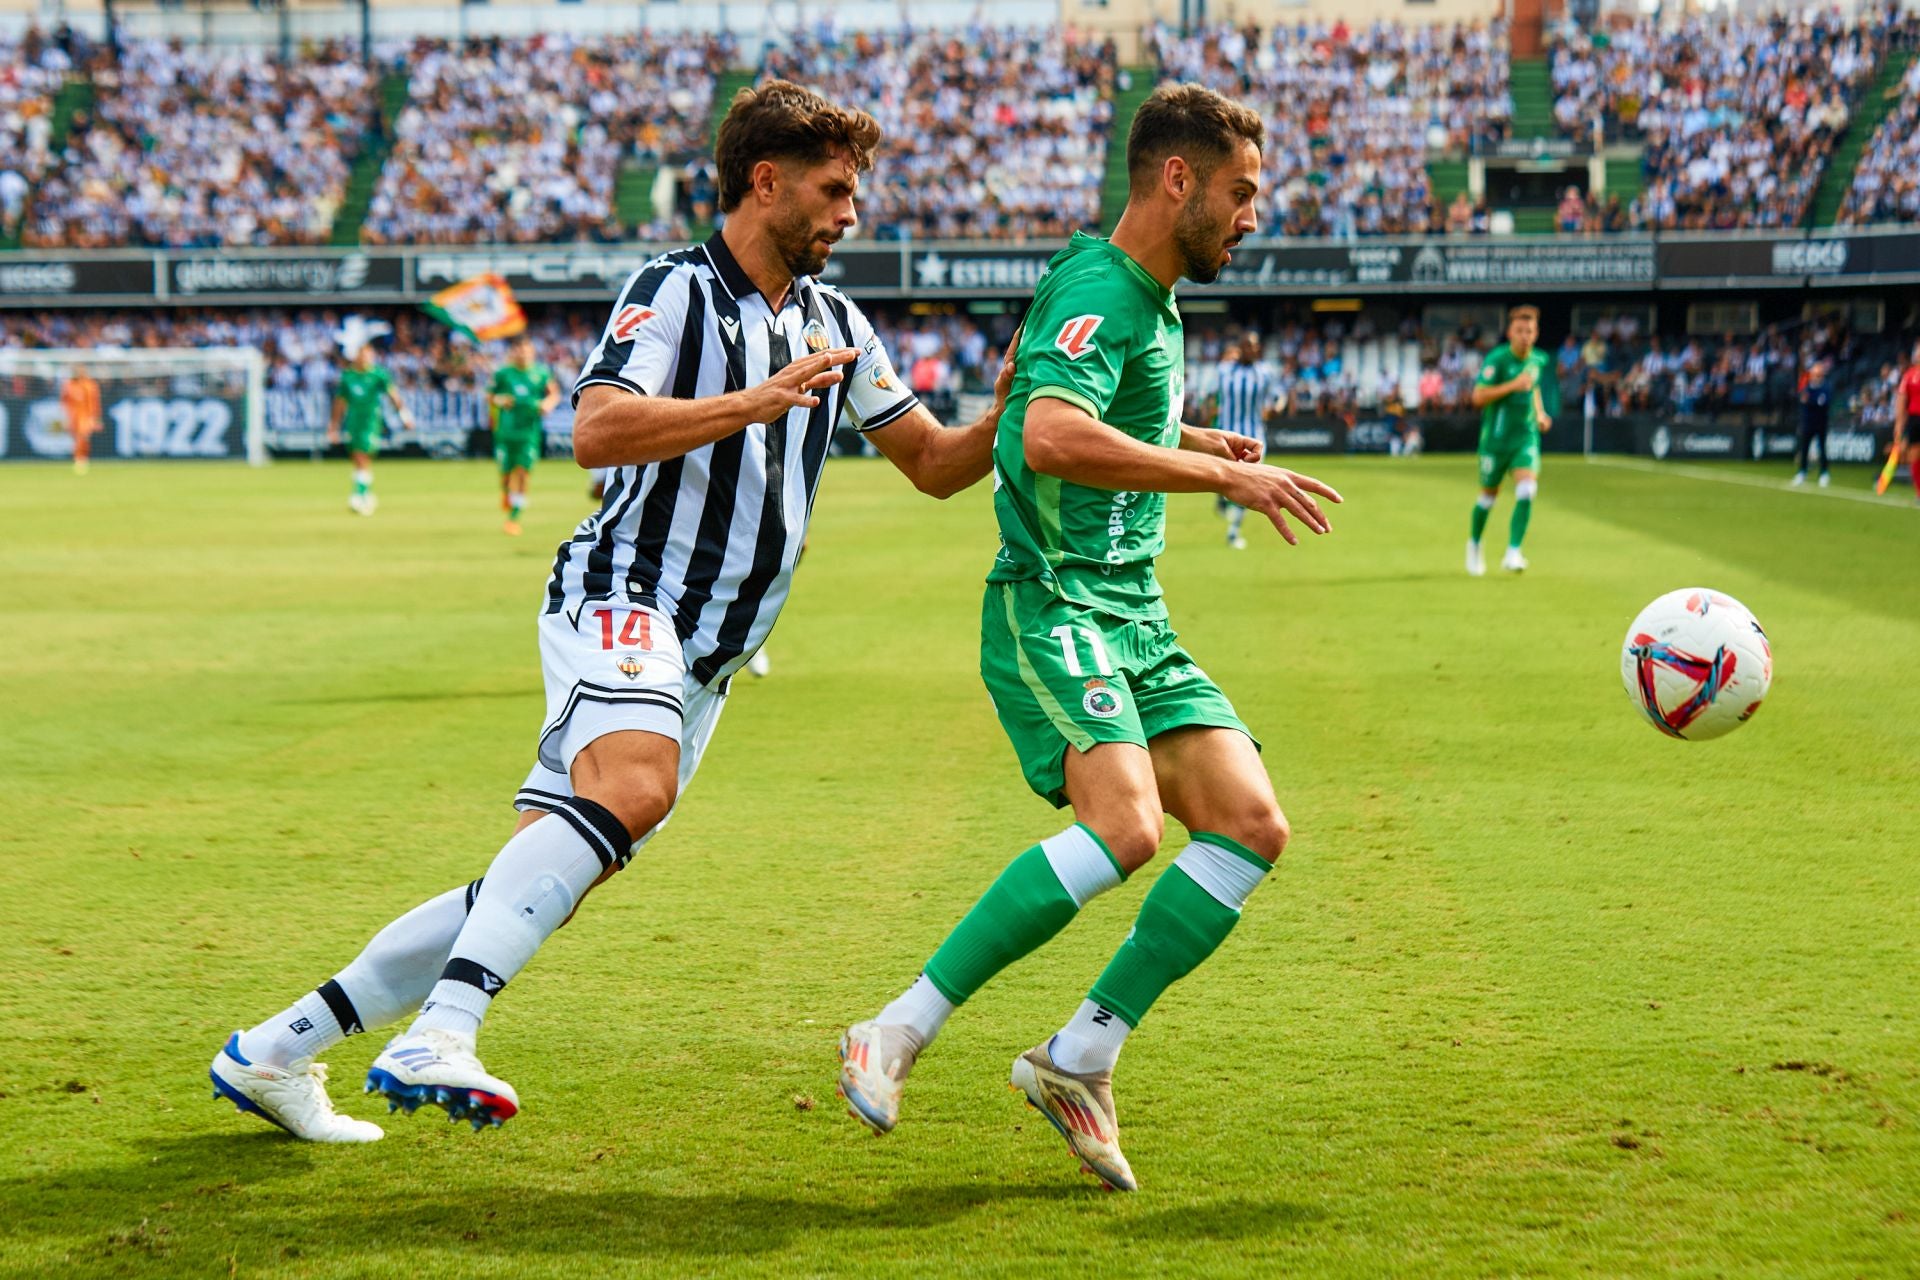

{"left": 237, "top": 879, "right": 486, "bottom": 1069}
{"left": 412, "top": 798, "right": 631, "bottom": 1036}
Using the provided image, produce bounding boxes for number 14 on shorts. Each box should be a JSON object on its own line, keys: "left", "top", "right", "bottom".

{"left": 593, "top": 608, "right": 655, "bottom": 651}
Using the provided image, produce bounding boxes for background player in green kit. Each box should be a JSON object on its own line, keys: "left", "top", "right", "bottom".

{"left": 1466, "top": 305, "right": 1555, "bottom": 575}
{"left": 839, "top": 85, "right": 1343, "bottom": 1192}
{"left": 489, "top": 335, "right": 559, "bottom": 536}
{"left": 327, "top": 342, "right": 413, "bottom": 516}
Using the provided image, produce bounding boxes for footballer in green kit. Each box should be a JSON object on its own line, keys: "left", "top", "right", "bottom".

{"left": 489, "top": 335, "right": 559, "bottom": 536}
{"left": 840, "top": 85, "right": 1343, "bottom": 1191}
{"left": 328, "top": 342, "right": 414, "bottom": 516}
{"left": 1466, "top": 305, "right": 1555, "bottom": 575}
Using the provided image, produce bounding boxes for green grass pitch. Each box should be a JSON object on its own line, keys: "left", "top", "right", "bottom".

{"left": 1, "top": 454, "right": 1916, "bottom": 1278}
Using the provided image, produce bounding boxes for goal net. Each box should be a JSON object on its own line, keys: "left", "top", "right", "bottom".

{"left": 0, "top": 347, "right": 267, "bottom": 466}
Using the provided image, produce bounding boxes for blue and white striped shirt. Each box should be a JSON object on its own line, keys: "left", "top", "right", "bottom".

{"left": 1213, "top": 361, "right": 1274, "bottom": 438}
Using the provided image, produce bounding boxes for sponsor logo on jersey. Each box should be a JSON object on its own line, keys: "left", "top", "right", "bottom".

{"left": 611, "top": 306, "right": 656, "bottom": 342}
{"left": 802, "top": 319, "right": 831, "bottom": 354}
{"left": 1055, "top": 314, "right": 1103, "bottom": 360}
{"left": 617, "top": 654, "right": 645, "bottom": 680}
{"left": 1082, "top": 677, "right": 1123, "bottom": 720}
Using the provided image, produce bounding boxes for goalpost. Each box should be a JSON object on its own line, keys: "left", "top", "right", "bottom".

{"left": 0, "top": 347, "right": 268, "bottom": 466}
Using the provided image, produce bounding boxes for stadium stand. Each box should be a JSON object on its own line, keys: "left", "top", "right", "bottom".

{"left": 1838, "top": 45, "right": 1920, "bottom": 224}
{"left": 23, "top": 39, "right": 374, "bottom": 248}
{"left": 1550, "top": 15, "right": 1894, "bottom": 230}
{"left": 1147, "top": 19, "right": 1511, "bottom": 238}
{"left": 761, "top": 25, "right": 1117, "bottom": 241}
{"left": 361, "top": 33, "right": 732, "bottom": 245}
{"left": 0, "top": 30, "right": 73, "bottom": 245}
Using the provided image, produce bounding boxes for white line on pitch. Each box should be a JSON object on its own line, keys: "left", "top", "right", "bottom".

{"left": 1581, "top": 455, "right": 1915, "bottom": 508}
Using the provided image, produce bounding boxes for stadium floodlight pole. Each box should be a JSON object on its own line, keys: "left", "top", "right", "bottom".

{"left": 361, "top": 0, "right": 372, "bottom": 73}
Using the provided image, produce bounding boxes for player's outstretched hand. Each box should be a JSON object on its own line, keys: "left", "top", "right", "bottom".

{"left": 746, "top": 347, "right": 857, "bottom": 421}
{"left": 1221, "top": 463, "right": 1343, "bottom": 546}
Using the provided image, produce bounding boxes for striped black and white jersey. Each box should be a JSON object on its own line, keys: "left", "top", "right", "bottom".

{"left": 548, "top": 232, "right": 918, "bottom": 686}
{"left": 1212, "top": 361, "right": 1275, "bottom": 439}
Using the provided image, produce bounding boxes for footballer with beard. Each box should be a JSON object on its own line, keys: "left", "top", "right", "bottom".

{"left": 839, "top": 84, "right": 1344, "bottom": 1191}
{"left": 210, "top": 80, "right": 1020, "bottom": 1140}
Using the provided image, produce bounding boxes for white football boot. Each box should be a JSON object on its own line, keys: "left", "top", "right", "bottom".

{"left": 209, "top": 1032, "right": 383, "bottom": 1143}
{"left": 1502, "top": 546, "right": 1529, "bottom": 573}
{"left": 837, "top": 1021, "right": 925, "bottom": 1135}
{"left": 1465, "top": 540, "right": 1486, "bottom": 577}
{"left": 1010, "top": 1039, "right": 1137, "bottom": 1192}
{"left": 365, "top": 1028, "right": 520, "bottom": 1130}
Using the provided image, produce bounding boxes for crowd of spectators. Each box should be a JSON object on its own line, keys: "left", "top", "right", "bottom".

{"left": 1552, "top": 14, "right": 1895, "bottom": 229}
{"left": 1840, "top": 53, "right": 1920, "bottom": 224}
{"left": 25, "top": 38, "right": 373, "bottom": 248}
{"left": 1149, "top": 19, "right": 1510, "bottom": 238}
{"left": 0, "top": 29, "right": 77, "bottom": 240}
{"left": 762, "top": 24, "right": 1116, "bottom": 241}
{"left": 364, "top": 33, "right": 731, "bottom": 245}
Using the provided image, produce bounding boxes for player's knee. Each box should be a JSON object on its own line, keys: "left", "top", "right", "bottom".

{"left": 1088, "top": 806, "right": 1164, "bottom": 874}
{"left": 1207, "top": 803, "right": 1288, "bottom": 865}
{"left": 1515, "top": 477, "right": 1538, "bottom": 500}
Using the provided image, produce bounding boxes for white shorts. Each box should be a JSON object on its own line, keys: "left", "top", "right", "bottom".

{"left": 514, "top": 601, "right": 729, "bottom": 853}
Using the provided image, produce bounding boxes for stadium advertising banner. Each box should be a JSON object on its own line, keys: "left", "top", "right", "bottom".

{"left": 0, "top": 254, "right": 156, "bottom": 303}
{"left": 8, "top": 229, "right": 1920, "bottom": 308}
{"left": 0, "top": 386, "right": 249, "bottom": 461}
{"left": 166, "top": 251, "right": 408, "bottom": 301}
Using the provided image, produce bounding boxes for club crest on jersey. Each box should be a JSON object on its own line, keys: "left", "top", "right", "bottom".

{"left": 611, "top": 306, "right": 656, "bottom": 342}
{"left": 802, "top": 319, "right": 831, "bottom": 354}
{"left": 869, "top": 365, "right": 894, "bottom": 392}
{"left": 1055, "top": 314, "right": 1103, "bottom": 360}
{"left": 617, "top": 654, "right": 645, "bottom": 680}
{"left": 1082, "top": 677, "right": 1123, "bottom": 719}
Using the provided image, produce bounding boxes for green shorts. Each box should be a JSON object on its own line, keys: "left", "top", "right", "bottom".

{"left": 1478, "top": 440, "right": 1541, "bottom": 489}
{"left": 495, "top": 432, "right": 540, "bottom": 474}
{"left": 343, "top": 421, "right": 382, "bottom": 456}
{"left": 980, "top": 580, "right": 1257, "bottom": 807}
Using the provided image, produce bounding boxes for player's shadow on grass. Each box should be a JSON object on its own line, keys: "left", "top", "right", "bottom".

{"left": 4, "top": 1133, "right": 1092, "bottom": 1261}
{"left": 1115, "top": 1195, "right": 1326, "bottom": 1241}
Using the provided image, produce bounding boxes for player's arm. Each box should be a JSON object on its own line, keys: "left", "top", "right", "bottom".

{"left": 384, "top": 380, "right": 415, "bottom": 431}
{"left": 1470, "top": 362, "right": 1535, "bottom": 408}
{"left": 488, "top": 369, "right": 513, "bottom": 409}
{"left": 1177, "top": 422, "right": 1263, "bottom": 463}
{"left": 857, "top": 316, "right": 1016, "bottom": 499}
{"left": 1026, "top": 396, "right": 1338, "bottom": 545}
{"left": 327, "top": 391, "right": 344, "bottom": 443}
{"left": 1895, "top": 380, "right": 1908, "bottom": 446}
{"left": 572, "top": 352, "right": 855, "bottom": 469}
{"left": 539, "top": 376, "right": 561, "bottom": 416}
{"left": 1534, "top": 387, "right": 1553, "bottom": 432}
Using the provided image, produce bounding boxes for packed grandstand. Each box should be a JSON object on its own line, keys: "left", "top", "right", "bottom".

{"left": 2, "top": 8, "right": 1917, "bottom": 455}
{"left": 3, "top": 11, "right": 1919, "bottom": 251}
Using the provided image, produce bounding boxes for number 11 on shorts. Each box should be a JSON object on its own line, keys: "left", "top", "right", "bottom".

{"left": 1049, "top": 624, "right": 1114, "bottom": 677}
{"left": 595, "top": 609, "right": 653, "bottom": 650}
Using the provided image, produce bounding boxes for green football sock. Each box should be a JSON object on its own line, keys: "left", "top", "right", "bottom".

{"left": 1087, "top": 834, "right": 1269, "bottom": 1029}
{"left": 1469, "top": 499, "right": 1492, "bottom": 542}
{"left": 1509, "top": 497, "right": 1532, "bottom": 548}
{"left": 923, "top": 824, "right": 1122, "bottom": 1005}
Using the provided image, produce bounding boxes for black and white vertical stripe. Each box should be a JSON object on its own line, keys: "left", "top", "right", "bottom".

{"left": 550, "top": 233, "right": 917, "bottom": 687}
{"left": 1214, "top": 362, "right": 1274, "bottom": 439}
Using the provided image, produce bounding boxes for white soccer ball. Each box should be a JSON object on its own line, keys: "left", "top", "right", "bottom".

{"left": 1620, "top": 588, "right": 1772, "bottom": 741}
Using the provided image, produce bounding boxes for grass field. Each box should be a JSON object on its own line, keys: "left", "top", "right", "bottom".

{"left": 2, "top": 454, "right": 1916, "bottom": 1278}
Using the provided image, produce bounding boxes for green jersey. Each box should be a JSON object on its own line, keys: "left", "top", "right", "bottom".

{"left": 989, "top": 232, "right": 1184, "bottom": 620}
{"left": 336, "top": 364, "right": 393, "bottom": 433}
{"left": 491, "top": 362, "right": 552, "bottom": 438}
{"left": 1475, "top": 343, "right": 1552, "bottom": 451}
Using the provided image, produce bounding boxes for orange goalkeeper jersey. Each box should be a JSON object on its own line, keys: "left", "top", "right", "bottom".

{"left": 61, "top": 377, "right": 101, "bottom": 434}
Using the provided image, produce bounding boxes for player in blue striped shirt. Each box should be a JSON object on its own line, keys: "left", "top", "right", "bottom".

{"left": 1207, "top": 340, "right": 1280, "bottom": 548}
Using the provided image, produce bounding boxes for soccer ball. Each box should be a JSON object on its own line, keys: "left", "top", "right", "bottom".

{"left": 1620, "top": 588, "right": 1772, "bottom": 740}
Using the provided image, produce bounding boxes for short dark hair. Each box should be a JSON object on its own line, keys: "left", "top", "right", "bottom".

{"left": 1508, "top": 305, "right": 1541, "bottom": 324}
{"left": 713, "top": 79, "right": 882, "bottom": 213}
{"left": 1126, "top": 83, "right": 1265, "bottom": 196}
